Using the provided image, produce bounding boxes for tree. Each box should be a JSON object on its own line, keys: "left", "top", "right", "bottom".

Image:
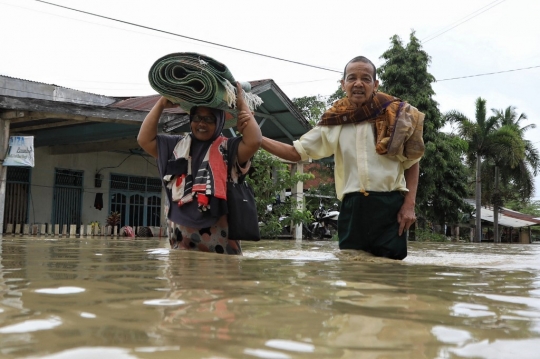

{"left": 248, "top": 149, "right": 314, "bottom": 238}
{"left": 292, "top": 87, "right": 346, "bottom": 126}
{"left": 491, "top": 106, "right": 539, "bottom": 200}
{"left": 446, "top": 98, "right": 525, "bottom": 242}
{"left": 506, "top": 199, "right": 540, "bottom": 217}
{"left": 377, "top": 31, "right": 471, "bottom": 234}
{"left": 292, "top": 95, "right": 327, "bottom": 126}
{"left": 478, "top": 106, "right": 539, "bottom": 242}
{"left": 326, "top": 87, "right": 345, "bottom": 106}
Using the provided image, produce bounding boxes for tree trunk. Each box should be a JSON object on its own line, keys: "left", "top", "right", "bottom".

{"left": 475, "top": 155, "right": 482, "bottom": 243}
{"left": 452, "top": 225, "right": 460, "bottom": 242}
{"left": 493, "top": 166, "right": 499, "bottom": 243}
{"left": 409, "top": 221, "right": 416, "bottom": 241}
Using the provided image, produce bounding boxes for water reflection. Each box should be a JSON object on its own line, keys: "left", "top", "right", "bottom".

{"left": 0, "top": 238, "right": 538, "bottom": 358}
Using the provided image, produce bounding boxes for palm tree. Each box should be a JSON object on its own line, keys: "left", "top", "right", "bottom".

{"left": 479, "top": 106, "right": 539, "bottom": 242}
{"left": 446, "top": 98, "right": 525, "bottom": 242}
{"left": 491, "top": 106, "right": 540, "bottom": 200}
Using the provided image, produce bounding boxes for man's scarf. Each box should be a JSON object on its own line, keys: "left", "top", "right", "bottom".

{"left": 317, "top": 92, "right": 425, "bottom": 161}
{"left": 164, "top": 135, "right": 228, "bottom": 212}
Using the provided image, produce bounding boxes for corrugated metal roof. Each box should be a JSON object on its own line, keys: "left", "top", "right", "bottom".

{"left": 108, "top": 80, "right": 281, "bottom": 116}
{"left": 464, "top": 199, "right": 540, "bottom": 227}
{"left": 0, "top": 74, "right": 116, "bottom": 100}
{"left": 109, "top": 79, "right": 311, "bottom": 142}
{"left": 109, "top": 94, "right": 188, "bottom": 114}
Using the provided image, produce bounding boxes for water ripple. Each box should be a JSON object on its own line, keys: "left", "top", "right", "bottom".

{"left": 35, "top": 287, "right": 85, "bottom": 294}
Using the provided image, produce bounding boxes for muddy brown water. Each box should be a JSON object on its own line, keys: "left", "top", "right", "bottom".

{"left": 0, "top": 237, "right": 539, "bottom": 358}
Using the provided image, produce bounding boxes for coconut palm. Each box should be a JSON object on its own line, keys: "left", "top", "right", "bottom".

{"left": 479, "top": 106, "right": 539, "bottom": 242}
{"left": 491, "top": 106, "right": 539, "bottom": 200}
{"left": 446, "top": 98, "right": 525, "bottom": 242}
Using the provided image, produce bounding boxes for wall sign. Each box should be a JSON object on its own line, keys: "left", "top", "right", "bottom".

{"left": 3, "top": 136, "right": 35, "bottom": 167}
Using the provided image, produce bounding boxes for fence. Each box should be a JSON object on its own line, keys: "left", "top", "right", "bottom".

{"left": 2, "top": 223, "right": 165, "bottom": 238}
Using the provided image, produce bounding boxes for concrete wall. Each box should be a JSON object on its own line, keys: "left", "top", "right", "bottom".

{"left": 29, "top": 147, "right": 161, "bottom": 227}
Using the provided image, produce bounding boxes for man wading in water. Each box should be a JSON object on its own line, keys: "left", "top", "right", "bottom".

{"left": 261, "top": 56, "right": 425, "bottom": 260}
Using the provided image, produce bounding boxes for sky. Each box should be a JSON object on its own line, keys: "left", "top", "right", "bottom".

{"left": 1, "top": 0, "right": 539, "bottom": 198}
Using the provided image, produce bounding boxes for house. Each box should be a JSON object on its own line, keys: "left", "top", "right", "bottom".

{"left": 0, "top": 75, "right": 310, "bottom": 236}
{"left": 464, "top": 199, "right": 540, "bottom": 243}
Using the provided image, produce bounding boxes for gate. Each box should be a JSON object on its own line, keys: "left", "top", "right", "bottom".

{"left": 3, "top": 167, "right": 31, "bottom": 232}
{"left": 52, "top": 169, "right": 83, "bottom": 234}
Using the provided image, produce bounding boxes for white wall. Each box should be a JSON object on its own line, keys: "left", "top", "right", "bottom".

{"left": 29, "top": 147, "right": 161, "bottom": 227}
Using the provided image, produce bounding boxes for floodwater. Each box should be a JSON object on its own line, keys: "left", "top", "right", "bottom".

{"left": 0, "top": 237, "right": 539, "bottom": 359}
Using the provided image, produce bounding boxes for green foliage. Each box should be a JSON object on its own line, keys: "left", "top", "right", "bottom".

{"left": 326, "top": 87, "right": 346, "bottom": 106}
{"left": 505, "top": 200, "right": 540, "bottom": 217}
{"left": 304, "top": 180, "right": 337, "bottom": 210}
{"left": 377, "top": 31, "right": 471, "bottom": 227}
{"left": 292, "top": 95, "right": 327, "bottom": 126}
{"left": 414, "top": 228, "right": 449, "bottom": 242}
{"left": 489, "top": 106, "right": 539, "bottom": 200}
{"left": 247, "top": 149, "right": 314, "bottom": 238}
{"left": 292, "top": 87, "right": 347, "bottom": 126}
{"left": 447, "top": 99, "right": 531, "bottom": 205}
{"left": 378, "top": 32, "right": 442, "bottom": 131}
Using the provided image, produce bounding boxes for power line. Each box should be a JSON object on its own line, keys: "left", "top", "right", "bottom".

{"left": 1, "top": 1, "right": 535, "bottom": 95}
{"left": 422, "top": 0, "right": 507, "bottom": 43}
{"left": 436, "top": 65, "right": 540, "bottom": 82}
{"left": 34, "top": 0, "right": 341, "bottom": 74}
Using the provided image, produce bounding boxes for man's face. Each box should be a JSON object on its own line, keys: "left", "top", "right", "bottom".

{"left": 190, "top": 107, "right": 217, "bottom": 142}
{"left": 340, "top": 61, "right": 379, "bottom": 107}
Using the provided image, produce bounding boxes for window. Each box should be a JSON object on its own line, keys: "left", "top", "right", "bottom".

{"left": 109, "top": 174, "right": 161, "bottom": 227}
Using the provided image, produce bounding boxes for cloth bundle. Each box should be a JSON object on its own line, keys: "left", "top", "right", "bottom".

{"left": 148, "top": 52, "right": 263, "bottom": 112}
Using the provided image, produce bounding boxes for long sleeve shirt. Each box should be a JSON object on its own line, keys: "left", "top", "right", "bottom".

{"left": 293, "top": 122, "right": 421, "bottom": 201}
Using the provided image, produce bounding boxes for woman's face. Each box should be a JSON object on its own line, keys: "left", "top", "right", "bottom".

{"left": 190, "top": 107, "right": 217, "bottom": 142}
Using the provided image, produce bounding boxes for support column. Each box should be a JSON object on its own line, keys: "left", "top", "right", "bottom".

{"left": 161, "top": 186, "right": 168, "bottom": 229}
{"left": 0, "top": 119, "right": 10, "bottom": 236}
{"left": 290, "top": 162, "right": 304, "bottom": 241}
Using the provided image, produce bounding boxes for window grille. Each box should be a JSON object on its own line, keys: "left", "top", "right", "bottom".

{"left": 109, "top": 174, "right": 162, "bottom": 227}
{"left": 52, "top": 169, "right": 83, "bottom": 233}
{"left": 3, "top": 167, "right": 31, "bottom": 232}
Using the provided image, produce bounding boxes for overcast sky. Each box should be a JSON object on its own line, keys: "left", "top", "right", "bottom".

{"left": 1, "top": 0, "right": 539, "bottom": 198}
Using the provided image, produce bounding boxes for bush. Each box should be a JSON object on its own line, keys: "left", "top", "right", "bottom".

{"left": 247, "top": 150, "right": 314, "bottom": 238}
{"left": 413, "top": 228, "right": 448, "bottom": 242}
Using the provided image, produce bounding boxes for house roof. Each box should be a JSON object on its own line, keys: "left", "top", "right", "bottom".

{"left": 464, "top": 199, "right": 540, "bottom": 227}
{"left": 110, "top": 79, "right": 311, "bottom": 142}
{"left": 0, "top": 75, "right": 310, "bottom": 154}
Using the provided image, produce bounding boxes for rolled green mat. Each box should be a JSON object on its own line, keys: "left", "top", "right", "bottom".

{"left": 148, "top": 52, "right": 263, "bottom": 112}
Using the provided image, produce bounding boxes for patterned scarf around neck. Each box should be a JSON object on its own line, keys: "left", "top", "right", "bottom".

{"left": 165, "top": 135, "right": 228, "bottom": 212}
{"left": 318, "top": 92, "right": 425, "bottom": 161}
{"left": 317, "top": 92, "right": 400, "bottom": 126}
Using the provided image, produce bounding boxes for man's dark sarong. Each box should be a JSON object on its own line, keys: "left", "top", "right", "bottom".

{"left": 338, "top": 191, "right": 407, "bottom": 260}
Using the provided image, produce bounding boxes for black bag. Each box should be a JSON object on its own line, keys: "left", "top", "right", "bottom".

{"left": 226, "top": 137, "right": 261, "bottom": 241}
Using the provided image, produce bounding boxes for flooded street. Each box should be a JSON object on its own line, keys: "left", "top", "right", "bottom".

{"left": 0, "top": 237, "right": 539, "bottom": 359}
